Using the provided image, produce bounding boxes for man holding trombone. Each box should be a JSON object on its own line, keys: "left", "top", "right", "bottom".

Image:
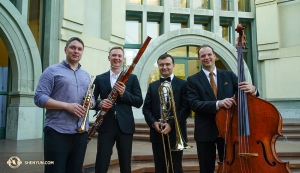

{"left": 143, "top": 53, "right": 191, "bottom": 173}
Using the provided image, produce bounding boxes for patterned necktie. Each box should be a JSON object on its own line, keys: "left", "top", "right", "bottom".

{"left": 209, "top": 72, "right": 217, "bottom": 98}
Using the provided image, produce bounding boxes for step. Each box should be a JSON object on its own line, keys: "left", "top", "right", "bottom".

{"left": 83, "top": 152, "right": 300, "bottom": 173}
{"left": 135, "top": 127, "right": 194, "bottom": 134}
{"left": 133, "top": 134, "right": 195, "bottom": 142}
{"left": 278, "top": 135, "right": 300, "bottom": 141}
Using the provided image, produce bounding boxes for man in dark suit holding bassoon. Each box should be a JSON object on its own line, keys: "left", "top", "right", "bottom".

{"left": 143, "top": 53, "right": 191, "bottom": 173}
{"left": 93, "top": 46, "right": 143, "bottom": 173}
{"left": 187, "top": 44, "right": 258, "bottom": 173}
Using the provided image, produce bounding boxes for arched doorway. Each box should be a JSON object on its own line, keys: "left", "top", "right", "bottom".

{"left": 0, "top": 1, "right": 42, "bottom": 140}
{"left": 135, "top": 28, "right": 252, "bottom": 95}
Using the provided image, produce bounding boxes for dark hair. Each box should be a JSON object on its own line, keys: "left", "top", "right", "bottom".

{"left": 157, "top": 53, "right": 174, "bottom": 64}
{"left": 65, "top": 37, "right": 84, "bottom": 49}
{"left": 109, "top": 46, "right": 124, "bottom": 55}
{"left": 197, "top": 44, "right": 215, "bottom": 56}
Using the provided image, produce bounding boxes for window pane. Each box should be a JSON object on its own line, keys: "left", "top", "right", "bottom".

{"left": 188, "top": 60, "right": 199, "bottom": 76}
{"left": 28, "top": 0, "right": 40, "bottom": 45}
{"left": 126, "top": 21, "right": 142, "bottom": 44}
{"left": 170, "top": 0, "right": 186, "bottom": 7}
{"left": 147, "top": 0, "right": 160, "bottom": 6}
{"left": 189, "top": 46, "right": 198, "bottom": 57}
{"left": 124, "top": 49, "right": 139, "bottom": 68}
{"left": 238, "top": 0, "right": 250, "bottom": 12}
{"left": 194, "top": 0, "right": 209, "bottom": 9}
{"left": 168, "top": 46, "right": 187, "bottom": 57}
{"left": 147, "top": 22, "right": 160, "bottom": 40}
{"left": 0, "top": 67, "right": 8, "bottom": 92}
{"left": 0, "top": 95, "right": 7, "bottom": 128}
{"left": 170, "top": 23, "right": 186, "bottom": 31}
{"left": 148, "top": 63, "right": 160, "bottom": 85}
{"left": 194, "top": 24, "right": 208, "bottom": 30}
{"left": 220, "top": 0, "right": 231, "bottom": 10}
{"left": 173, "top": 63, "right": 185, "bottom": 79}
{"left": 220, "top": 25, "right": 231, "bottom": 42}
{"left": 126, "top": 0, "right": 142, "bottom": 5}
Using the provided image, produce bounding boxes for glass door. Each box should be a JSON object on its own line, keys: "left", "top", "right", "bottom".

{"left": 0, "top": 38, "right": 9, "bottom": 139}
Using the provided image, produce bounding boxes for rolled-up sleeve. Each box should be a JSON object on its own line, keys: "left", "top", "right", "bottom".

{"left": 34, "top": 68, "right": 54, "bottom": 108}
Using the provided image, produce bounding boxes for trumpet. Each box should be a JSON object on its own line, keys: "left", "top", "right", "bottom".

{"left": 158, "top": 81, "right": 193, "bottom": 173}
{"left": 77, "top": 75, "right": 95, "bottom": 133}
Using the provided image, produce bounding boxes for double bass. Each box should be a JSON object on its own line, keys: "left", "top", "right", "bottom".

{"left": 215, "top": 24, "right": 291, "bottom": 173}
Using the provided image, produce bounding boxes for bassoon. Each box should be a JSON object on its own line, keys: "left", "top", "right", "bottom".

{"left": 87, "top": 36, "right": 152, "bottom": 143}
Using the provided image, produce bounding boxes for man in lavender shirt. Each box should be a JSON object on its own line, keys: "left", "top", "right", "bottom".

{"left": 34, "top": 37, "right": 95, "bottom": 173}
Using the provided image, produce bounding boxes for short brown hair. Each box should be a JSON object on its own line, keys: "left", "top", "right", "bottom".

{"left": 109, "top": 46, "right": 124, "bottom": 55}
{"left": 157, "top": 53, "right": 174, "bottom": 64}
{"left": 65, "top": 37, "right": 84, "bottom": 49}
{"left": 197, "top": 44, "right": 215, "bottom": 56}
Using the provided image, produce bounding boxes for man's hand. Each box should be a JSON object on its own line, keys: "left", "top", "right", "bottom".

{"left": 114, "top": 81, "right": 126, "bottom": 96}
{"left": 239, "top": 82, "right": 256, "bottom": 94}
{"left": 153, "top": 122, "right": 162, "bottom": 133}
{"left": 218, "top": 97, "right": 236, "bottom": 109}
{"left": 98, "top": 99, "right": 113, "bottom": 109}
{"left": 161, "top": 123, "right": 172, "bottom": 134}
{"left": 65, "top": 103, "right": 86, "bottom": 118}
{"left": 90, "top": 100, "right": 95, "bottom": 108}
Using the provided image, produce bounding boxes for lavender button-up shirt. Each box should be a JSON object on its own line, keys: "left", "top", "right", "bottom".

{"left": 34, "top": 60, "right": 93, "bottom": 134}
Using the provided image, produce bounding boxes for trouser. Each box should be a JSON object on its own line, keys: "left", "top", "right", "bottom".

{"left": 152, "top": 138, "right": 184, "bottom": 173}
{"left": 95, "top": 119, "right": 133, "bottom": 173}
{"left": 196, "top": 137, "right": 225, "bottom": 173}
{"left": 44, "top": 126, "right": 88, "bottom": 173}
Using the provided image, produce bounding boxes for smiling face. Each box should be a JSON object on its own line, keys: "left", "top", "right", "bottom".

{"left": 157, "top": 56, "right": 175, "bottom": 78}
{"left": 108, "top": 48, "right": 124, "bottom": 68}
{"left": 64, "top": 40, "right": 84, "bottom": 64}
{"left": 198, "top": 46, "right": 216, "bottom": 72}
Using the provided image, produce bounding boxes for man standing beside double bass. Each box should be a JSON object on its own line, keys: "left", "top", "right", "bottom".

{"left": 187, "top": 44, "right": 258, "bottom": 173}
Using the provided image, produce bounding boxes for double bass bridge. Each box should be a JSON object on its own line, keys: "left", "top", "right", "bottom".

{"left": 238, "top": 153, "right": 258, "bottom": 157}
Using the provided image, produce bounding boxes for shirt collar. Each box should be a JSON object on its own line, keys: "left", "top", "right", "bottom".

{"left": 160, "top": 73, "right": 175, "bottom": 81}
{"left": 202, "top": 67, "right": 217, "bottom": 77}
{"left": 62, "top": 60, "right": 81, "bottom": 70}
{"left": 110, "top": 70, "right": 121, "bottom": 78}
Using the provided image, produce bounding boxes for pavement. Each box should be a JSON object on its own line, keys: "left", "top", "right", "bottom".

{"left": 1, "top": 118, "right": 300, "bottom": 173}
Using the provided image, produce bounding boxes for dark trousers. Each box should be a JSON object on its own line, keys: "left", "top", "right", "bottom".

{"left": 152, "top": 138, "right": 183, "bottom": 173}
{"left": 43, "top": 126, "right": 88, "bottom": 173}
{"left": 95, "top": 119, "right": 133, "bottom": 173}
{"left": 196, "top": 137, "right": 224, "bottom": 173}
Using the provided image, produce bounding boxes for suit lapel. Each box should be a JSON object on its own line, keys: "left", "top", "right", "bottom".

{"left": 198, "top": 70, "right": 216, "bottom": 100}
{"left": 171, "top": 76, "right": 179, "bottom": 92}
{"left": 104, "top": 71, "right": 112, "bottom": 92}
{"left": 217, "top": 69, "right": 226, "bottom": 100}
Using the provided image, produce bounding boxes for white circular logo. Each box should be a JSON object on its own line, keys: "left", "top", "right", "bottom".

{"left": 7, "top": 156, "right": 22, "bottom": 169}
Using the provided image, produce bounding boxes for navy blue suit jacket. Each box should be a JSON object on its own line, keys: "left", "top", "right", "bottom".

{"left": 187, "top": 69, "right": 239, "bottom": 142}
{"left": 143, "top": 76, "right": 190, "bottom": 144}
{"left": 93, "top": 71, "right": 143, "bottom": 134}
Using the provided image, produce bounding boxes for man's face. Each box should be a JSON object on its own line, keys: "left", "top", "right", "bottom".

{"left": 64, "top": 40, "right": 84, "bottom": 64}
{"left": 198, "top": 47, "right": 216, "bottom": 70}
{"left": 108, "top": 49, "right": 124, "bottom": 68}
{"left": 157, "top": 57, "right": 174, "bottom": 78}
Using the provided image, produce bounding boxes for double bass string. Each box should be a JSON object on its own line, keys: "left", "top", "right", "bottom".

{"left": 237, "top": 44, "right": 252, "bottom": 173}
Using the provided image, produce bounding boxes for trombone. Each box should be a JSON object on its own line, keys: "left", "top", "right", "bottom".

{"left": 158, "top": 81, "right": 193, "bottom": 173}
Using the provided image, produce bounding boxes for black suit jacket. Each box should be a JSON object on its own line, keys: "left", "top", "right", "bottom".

{"left": 143, "top": 76, "right": 190, "bottom": 144}
{"left": 93, "top": 71, "right": 143, "bottom": 134}
{"left": 187, "top": 69, "right": 240, "bottom": 142}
